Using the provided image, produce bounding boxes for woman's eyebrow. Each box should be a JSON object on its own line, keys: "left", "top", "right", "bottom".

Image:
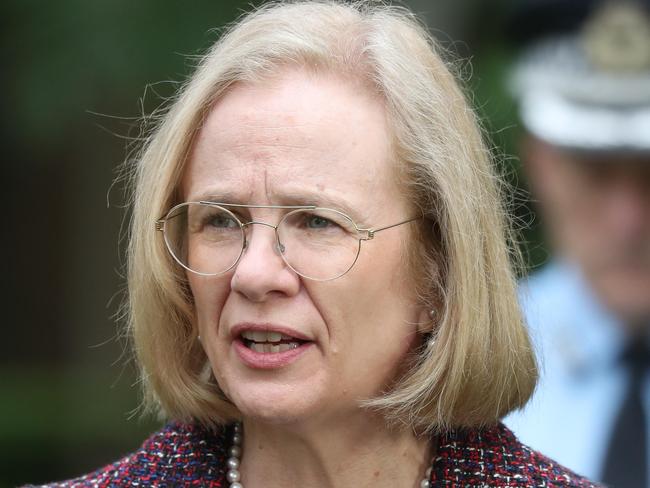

{"left": 188, "top": 190, "right": 366, "bottom": 222}
{"left": 190, "top": 190, "right": 335, "bottom": 208}
{"left": 189, "top": 191, "right": 249, "bottom": 205}
{"left": 275, "top": 192, "right": 368, "bottom": 223}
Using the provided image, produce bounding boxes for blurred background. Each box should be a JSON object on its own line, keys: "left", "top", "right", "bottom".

{"left": 1, "top": 1, "right": 533, "bottom": 486}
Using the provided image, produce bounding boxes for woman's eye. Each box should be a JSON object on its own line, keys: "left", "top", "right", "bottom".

{"left": 207, "top": 215, "right": 238, "bottom": 228}
{"left": 306, "top": 215, "right": 335, "bottom": 229}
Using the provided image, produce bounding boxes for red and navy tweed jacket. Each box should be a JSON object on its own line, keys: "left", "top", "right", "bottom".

{"left": 29, "top": 421, "right": 601, "bottom": 487}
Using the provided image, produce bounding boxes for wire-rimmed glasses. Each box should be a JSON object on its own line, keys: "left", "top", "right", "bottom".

{"left": 155, "top": 202, "right": 421, "bottom": 281}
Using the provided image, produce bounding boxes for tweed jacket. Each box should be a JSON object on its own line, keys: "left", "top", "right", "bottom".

{"left": 29, "top": 421, "right": 601, "bottom": 487}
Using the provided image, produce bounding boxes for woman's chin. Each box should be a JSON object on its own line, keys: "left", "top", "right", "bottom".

{"left": 225, "top": 380, "right": 341, "bottom": 426}
{"left": 235, "top": 399, "right": 320, "bottom": 426}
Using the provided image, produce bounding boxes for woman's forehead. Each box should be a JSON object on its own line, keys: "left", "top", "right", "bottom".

{"left": 182, "top": 70, "right": 407, "bottom": 214}
{"left": 197, "top": 71, "right": 387, "bottom": 154}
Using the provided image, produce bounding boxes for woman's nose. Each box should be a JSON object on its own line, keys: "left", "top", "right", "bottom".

{"left": 230, "top": 223, "right": 300, "bottom": 302}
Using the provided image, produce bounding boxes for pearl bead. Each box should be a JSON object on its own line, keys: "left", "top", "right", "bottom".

{"left": 420, "top": 480, "right": 431, "bottom": 488}
{"left": 228, "top": 423, "right": 245, "bottom": 487}
{"left": 227, "top": 469, "right": 241, "bottom": 482}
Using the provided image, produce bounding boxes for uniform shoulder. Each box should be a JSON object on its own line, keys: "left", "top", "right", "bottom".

{"left": 23, "top": 421, "right": 231, "bottom": 487}
{"left": 432, "top": 422, "right": 602, "bottom": 487}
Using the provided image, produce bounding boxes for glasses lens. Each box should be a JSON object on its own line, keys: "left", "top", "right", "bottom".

{"left": 163, "top": 203, "right": 244, "bottom": 276}
{"left": 277, "top": 208, "right": 361, "bottom": 280}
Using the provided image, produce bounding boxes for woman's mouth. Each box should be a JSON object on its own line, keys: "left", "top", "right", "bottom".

{"left": 240, "top": 330, "right": 306, "bottom": 353}
{"left": 232, "top": 325, "right": 314, "bottom": 369}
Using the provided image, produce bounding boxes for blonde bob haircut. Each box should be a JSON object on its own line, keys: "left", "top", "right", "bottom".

{"left": 127, "top": 0, "right": 537, "bottom": 432}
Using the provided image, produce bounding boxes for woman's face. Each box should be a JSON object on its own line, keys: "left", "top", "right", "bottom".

{"left": 183, "top": 69, "right": 428, "bottom": 425}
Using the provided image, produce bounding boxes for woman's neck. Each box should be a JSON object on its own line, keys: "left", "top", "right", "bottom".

{"left": 237, "top": 414, "right": 434, "bottom": 488}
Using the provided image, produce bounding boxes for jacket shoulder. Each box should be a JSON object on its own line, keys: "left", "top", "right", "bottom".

{"left": 23, "top": 422, "right": 230, "bottom": 487}
{"left": 433, "top": 422, "right": 602, "bottom": 487}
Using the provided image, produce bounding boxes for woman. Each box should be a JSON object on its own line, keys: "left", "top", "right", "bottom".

{"left": 33, "top": 1, "right": 599, "bottom": 487}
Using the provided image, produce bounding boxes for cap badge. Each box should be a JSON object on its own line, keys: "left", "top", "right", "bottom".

{"left": 582, "top": 1, "right": 650, "bottom": 72}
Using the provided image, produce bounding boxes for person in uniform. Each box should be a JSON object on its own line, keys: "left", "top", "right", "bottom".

{"left": 505, "top": 1, "right": 650, "bottom": 486}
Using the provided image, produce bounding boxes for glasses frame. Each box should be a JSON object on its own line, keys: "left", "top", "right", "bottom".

{"left": 155, "top": 201, "right": 421, "bottom": 281}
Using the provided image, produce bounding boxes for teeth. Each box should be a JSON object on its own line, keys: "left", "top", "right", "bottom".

{"left": 241, "top": 330, "right": 299, "bottom": 343}
{"left": 267, "top": 332, "right": 282, "bottom": 342}
{"left": 247, "top": 342, "right": 301, "bottom": 353}
{"left": 240, "top": 328, "right": 306, "bottom": 354}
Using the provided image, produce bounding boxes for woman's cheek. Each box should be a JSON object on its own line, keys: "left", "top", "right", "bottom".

{"left": 190, "top": 277, "right": 231, "bottom": 335}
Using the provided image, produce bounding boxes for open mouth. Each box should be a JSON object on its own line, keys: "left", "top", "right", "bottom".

{"left": 240, "top": 330, "right": 307, "bottom": 353}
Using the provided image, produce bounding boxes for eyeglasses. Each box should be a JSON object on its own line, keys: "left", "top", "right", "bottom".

{"left": 155, "top": 202, "right": 421, "bottom": 281}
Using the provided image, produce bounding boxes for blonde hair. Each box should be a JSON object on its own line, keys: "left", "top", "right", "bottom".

{"left": 126, "top": 0, "right": 537, "bottom": 432}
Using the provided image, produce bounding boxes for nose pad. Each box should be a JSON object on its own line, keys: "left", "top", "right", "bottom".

{"left": 277, "top": 242, "right": 286, "bottom": 254}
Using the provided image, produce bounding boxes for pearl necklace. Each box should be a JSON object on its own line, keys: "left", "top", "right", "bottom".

{"left": 226, "top": 422, "right": 434, "bottom": 488}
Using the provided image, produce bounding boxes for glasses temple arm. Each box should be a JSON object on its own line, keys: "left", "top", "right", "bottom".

{"left": 361, "top": 216, "right": 423, "bottom": 239}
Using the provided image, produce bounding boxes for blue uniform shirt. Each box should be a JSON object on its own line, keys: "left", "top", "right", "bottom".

{"left": 505, "top": 261, "right": 650, "bottom": 482}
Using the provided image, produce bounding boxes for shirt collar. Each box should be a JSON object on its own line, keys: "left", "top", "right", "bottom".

{"left": 522, "top": 260, "right": 628, "bottom": 377}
